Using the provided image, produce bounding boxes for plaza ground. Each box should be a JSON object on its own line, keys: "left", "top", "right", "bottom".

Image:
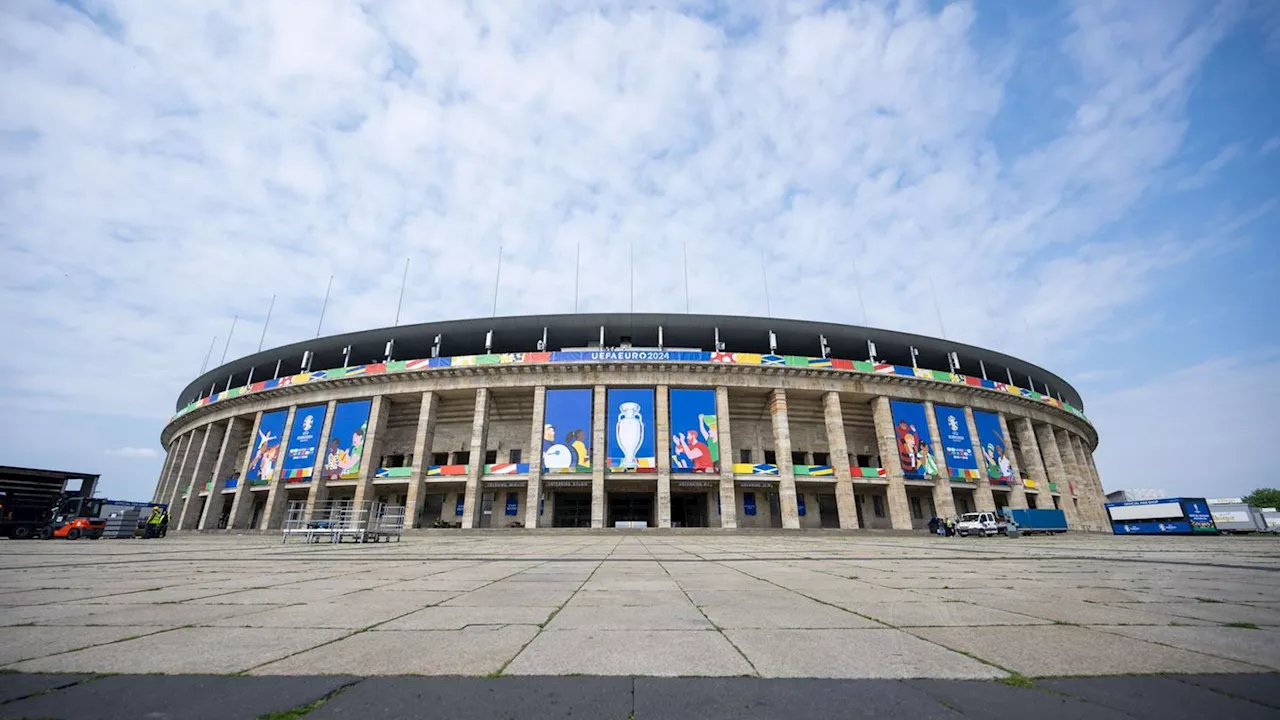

{"left": 0, "top": 531, "right": 1278, "bottom": 717}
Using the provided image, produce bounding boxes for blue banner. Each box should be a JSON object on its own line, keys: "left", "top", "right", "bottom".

{"left": 972, "top": 410, "right": 1013, "bottom": 485}
{"left": 1182, "top": 498, "right": 1217, "bottom": 533}
{"left": 934, "top": 404, "right": 978, "bottom": 472}
{"left": 246, "top": 410, "right": 288, "bottom": 483}
{"left": 607, "top": 388, "right": 656, "bottom": 472}
{"left": 889, "top": 400, "right": 938, "bottom": 480}
{"left": 550, "top": 350, "right": 711, "bottom": 363}
{"left": 323, "top": 399, "right": 371, "bottom": 481}
{"left": 1113, "top": 520, "right": 1192, "bottom": 535}
{"left": 543, "top": 389, "right": 592, "bottom": 473}
{"left": 797, "top": 494, "right": 806, "bottom": 517}
{"left": 456, "top": 496, "right": 465, "bottom": 516}
{"left": 505, "top": 493, "right": 519, "bottom": 516}
{"left": 282, "top": 404, "right": 327, "bottom": 479}
{"left": 670, "top": 389, "right": 719, "bottom": 473}
{"left": 743, "top": 492, "right": 757, "bottom": 516}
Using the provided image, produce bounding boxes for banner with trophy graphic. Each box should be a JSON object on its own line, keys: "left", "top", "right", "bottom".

{"left": 669, "top": 388, "right": 719, "bottom": 473}
{"left": 606, "top": 388, "right": 656, "bottom": 472}
{"left": 542, "top": 389, "right": 593, "bottom": 473}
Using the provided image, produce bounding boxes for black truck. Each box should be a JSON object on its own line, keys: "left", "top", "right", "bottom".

{"left": 0, "top": 466, "right": 100, "bottom": 539}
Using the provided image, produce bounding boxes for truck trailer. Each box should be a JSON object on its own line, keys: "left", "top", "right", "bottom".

{"left": 1006, "top": 508, "right": 1069, "bottom": 535}
{"left": 1208, "top": 502, "right": 1267, "bottom": 534}
{"left": 0, "top": 466, "right": 99, "bottom": 539}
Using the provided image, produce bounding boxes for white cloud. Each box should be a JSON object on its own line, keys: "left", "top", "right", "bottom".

{"left": 105, "top": 446, "right": 159, "bottom": 459}
{"left": 1175, "top": 141, "right": 1246, "bottom": 190}
{"left": 1261, "top": 136, "right": 1280, "bottom": 155}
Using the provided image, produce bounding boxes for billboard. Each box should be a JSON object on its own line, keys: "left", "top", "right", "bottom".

{"left": 933, "top": 404, "right": 978, "bottom": 476}
{"left": 607, "top": 388, "right": 656, "bottom": 472}
{"left": 246, "top": 410, "right": 288, "bottom": 484}
{"left": 543, "top": 389, "right": 592, "bottom": 473}
{"left": 322, "top": 399, "right": 371, "bottom": 481}
{"left": 669, "top": 388, "right": 719, "bottom": 473}
{"left": 972, "top": 410, "right": 1014, "bottom": 486}
{"left": 889, "top": 400, "right": 938, "bottom": 480}
{"left": 282, "top": 404, "right": 327, "bottom": 481}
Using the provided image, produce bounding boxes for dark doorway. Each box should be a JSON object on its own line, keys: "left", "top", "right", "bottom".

{"left": 218, "top": 497, "right": 233, "bottom": 529}
{"left": 671, "top": 493, "right": 707, "bottom": 528}
{"left": 817, "top": 494, "right": 840, "bottom": 528}
{"left": 553, "top": 492, "right": 592, "bottom": 528}
{"left": 420, "top": 493, "right": 444, "bottom": 527}
{"left": 767, "top": 493, "right": 783, "bottom": 528}
{"left": 608, "top": 492, "right": 654, "bottom": 527}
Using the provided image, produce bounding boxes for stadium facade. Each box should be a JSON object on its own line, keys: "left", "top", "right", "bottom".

{"left": 152, "top": 314, "right": 1108, "bottom": 532}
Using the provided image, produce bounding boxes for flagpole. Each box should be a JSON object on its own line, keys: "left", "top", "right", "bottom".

{"left": 491, "top": 246, "right": 503, "bottom": 317}
{"left": 683, "top": 241, "right": 690, "bottom": 313}
{"left": 629, "top": 241, "right": 634, "bottom": 314}
{"left": 928, "top": 274, "right": 947, "bottom": 339}
{"left": 219, "top": 315, "right": 238, "bottom": 365}
{"left": 574, "top": 242, "right": 580, "bottom": 313}
{"left": 316, "top": 275, "right": 333, "bottom": 338}
{"left": 851, "top": 257, "right": 869, "bottom": 326}
{"left": 257, "top": 294, "right": 275, "bottom": 352}
{"left": 760, "top": 249, "right": 772, "bottom": 318}
{"left": 395, "top": 257, "right": 410, "bottom": 325}
{"left": 200, "top": 335, "right": 217, "bottom": 374}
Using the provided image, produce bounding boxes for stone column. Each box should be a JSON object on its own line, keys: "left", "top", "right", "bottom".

{"left": 259, "top": 407, "right": 299, "bottom": 530}
{"left": 962, "top": 407, "right": 997, "bottom": 512}
{"left": 1034, "top": 422, "right": 1080, "bottom": 529}
{"left": 1066, "top": 434, "right": 1104, "bottom": 531}
{"left": 655, "top": 385, "right": 672, "bottom": 528}
{"left": 870, "top": 396, "right": 913, "bottom": 530}
{"left": 177, "top": 422, "right": 226, "bottom": 530}
{"left": 1013, "top": 418, "right": 1050, "bottom": 510}
{"left": 352, "top": 395, "right": 392, "bottom": 523}
{"left": 768, "top": 388, "right": 801, "bottom": 529}
{"left": 1083, "top": 445, "right": 1108, "bottom": 508}
{"left": 169, "top": 426, "right": 209, "bottom": 525}
{"left": 922, "top": 401, "right": 959, "bottom": 519}
{"left": 226, "top": 411, "right": 264, "bottom": 530}
{"left": 157, "top": 433, "right": 191, "bottom": 507}
{"left": 404, "top": 392, "right": 438, "bottom": 529}
{"left": 715, "top": 386, "right": 737, "bottom": 529}
{"left": 457, "top": 390, "right": 489, "bottom": 529}
{"left": 524, "top": 387, "right": 546, "bottom": 529}
{"left": 997, "top": 412, "right": 1029, "bottom": 510}
{"left": 151, "top": 440, "right": 180, "bottom": 504}
{"left": 822, "top": 392, "right": 859, "bottom": 529}
{"left": 163, "top": 432, "right": 197, "bottom": 512}
{"left": 591, "top": 385, "right": 606, "bottom": 529}
{"left": 301, "top": 400, "right": 338, "bottom": 523}
{"left": 199, "top": 417, "right": 242, "bottom": 530}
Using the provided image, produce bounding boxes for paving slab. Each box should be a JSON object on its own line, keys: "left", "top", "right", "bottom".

{"left": 567, "top": 589, "right": 691, "bottom": 606}
{"left": 251, "top": 626, "right": 538, "bottom": 675}
{"left": 199, "top": 595, "right": 433, "bottom": 629}
{"left": 505, "top": 629, "right": 753, "bottom": 676}
{"left": 443, "top": 585, "right": 579, "bottom": 607}
{"left": 910, "top": 625, "right": 1266, "bottom": 676}
{"left": 546, "top": 603, "right": 711, "bottom": 630}
{"left": 1131, "top": 601, "right": 1280, "bottom": 626}
{"left": 0, "top": 603, "right": 128, "bottom": 626}
{"left": 699, "top": 602, "right": 879, "bottom": 629}
{"left": 1042, "top": 675, "right": 1277, "bottom": 720}
{"left": 9, "top": 626, "right": 348, "bottom": 674}
{"left": 0, "top": 625, "right": 168, "bottom": 666}
{"left": 853, "top": 600, "right": 1051, "bottom": 627}
{"left": 0, "top": 674, "right": 357, "bottom": 720}
{"left": 1093, "top": 625, "right": 1280, "bottom": 670}
{"left": 635, "top": 677, "right": 961, "bottom": 719}
{"left": 0, "top": 673, "right": 89, "bottom": 704}
{"left": 307, "top": 675, "right": 632, "bottom": 719}
{"left": 379, "top": 605, "right": 559, "bottom": 630}
{"left": 904, "top": 677, "right": 1135, "bottom": 719}
{"left": 724, "top": 628, "right": 1005, "bottom": 679}
{"left": 35, "top": 602, "right": 258, "bottom": 627}
{"left": 1172, "top": 673, "right": 1280, "bottom": 709}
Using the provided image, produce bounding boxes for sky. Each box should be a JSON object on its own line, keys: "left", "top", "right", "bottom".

{"left": 1, "top": 0, "right": 1277, "bottom": 504}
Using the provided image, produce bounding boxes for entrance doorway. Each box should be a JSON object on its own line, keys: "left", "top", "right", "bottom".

{"left": 671, "top": 493, "right": 707, "bottom": 527}
{"left": 552, "top": 492, "right": 592, "bottom": 528}
{"left": 767, "top": 493, "right": 783, "bottom": 528}
{"left": 817, "top": 494, "right": 839, "bottom": 528}
{"left": 608, "top": 492, "right": 654, "bottom": 527}
{"left": 217, "top": 496, "right": 233, "bottom": 529}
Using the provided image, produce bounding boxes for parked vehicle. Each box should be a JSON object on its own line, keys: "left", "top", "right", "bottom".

{"left": 1209, "top": 503, "right": 1267, "bottom": 534}
{"left": 42, "top": 496, "right": 165, "bottom": 540}
{"left": 1006, "top": 508, "right": 1069, "bottom": 535}
{"left": 956, "top": 512, "right": 1000, "bottom": 537}
{"left": 1106, "top": 497, "right": 1217, "bottom": 535}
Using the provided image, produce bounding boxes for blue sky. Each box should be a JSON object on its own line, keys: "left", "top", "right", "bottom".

{"left": 1, "top": 0, "right": 1277, "bottom": 503}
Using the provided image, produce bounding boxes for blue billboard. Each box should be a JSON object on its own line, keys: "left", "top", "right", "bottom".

{"left": 607, "top": 388, "right": 656, "bottom": 472}
{"left": 543, "top": 389, "right": 592, "bottom": 473}
{"left": 670, "top": 389, "right": 719, "bottom": 473}
{"left": 889, "top": 400, "right": 938, "bottom": 480}
{"left": 972, "top": 410, "right": 1014, "bottom": 485}
{"left": 933, "top": 404, "right": 978, "bottom": 475}
{"left": 322, "top": 399, "right": 371, "bottom": 481}
{"left": 282, "top": 404, "right": 327, "bottom": 482}
{"left": 246, "top": 410, "right": 288, "bottom": 484}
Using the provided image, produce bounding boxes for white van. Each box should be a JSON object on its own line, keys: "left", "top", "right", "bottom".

{"left": 956, "top": 512, "right": 999, "bottom": 537}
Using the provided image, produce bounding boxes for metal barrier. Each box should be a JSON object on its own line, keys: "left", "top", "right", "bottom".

{"left": 282, "top": 501, "right": 405, "bottom": 544}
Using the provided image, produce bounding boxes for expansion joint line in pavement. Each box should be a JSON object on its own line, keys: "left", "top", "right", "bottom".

{"left": 489, "top": 554, "right": 610, "bottom": 677}
{"left": 657, "top": 554, "right": 761, "bottom": 677}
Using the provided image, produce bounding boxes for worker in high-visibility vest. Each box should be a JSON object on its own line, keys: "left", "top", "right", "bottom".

{"left": 145, "top": 506, "right": 164, "bottom": 539}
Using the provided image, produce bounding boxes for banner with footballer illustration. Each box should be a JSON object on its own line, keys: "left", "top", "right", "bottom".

{"left": 972, "top": 410, "right": 1015, "bottom": 486}
{"left": 889, "top": 400, "right": 938, "bottom": 480}
{"left": 246, "top": 410, "right": 288, "bottom": 484}
{"left": 322, "top": 399, "right": 371, "bottom": 481}
{"left": 542, "top": 389, "right": 592, "bottom": 473}
{"left": 669, "top": 389, "right": 719, "bottom": 473}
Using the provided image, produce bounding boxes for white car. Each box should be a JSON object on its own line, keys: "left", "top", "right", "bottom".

{"left": 956, "top": 512, "right": 999, "bottom": 537}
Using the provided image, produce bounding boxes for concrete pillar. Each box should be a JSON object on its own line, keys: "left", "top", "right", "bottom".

{"left": 1013, "top": 418, "right": 1051, "bottom": 510}
{"left": 1034, "top": 422, "right": 1080, "bottom": 529}
{"left": 768, "top": 388, "right": 801, "bottom": 529}
{"left": 227, "top": 411, "right": 264, "bottom": 530}
{"left": 199, "top": 416, "right": 242, "bottom": 530}
{"left": 591, "top": 385, "right": 606, "bottom": 529}
{"left": 157, "top": 434, "right": 192, "bottom": 508}
{"left": 1052, "top": 427, "right": 1090, "bottom": 530}
{"left": 163, "top": 432, "right": 197, "bottom": 512}
{"left": 457, "top": 390, "right": 489, "bottom": 529}
{"left": 259, "top": 407, "right": 299, "bottom": 531}
{"left": 962, "top": 407, "right": 997, "bottom": 512}
{"left": 922, "top": 401, "right": 959, "bottom": 519}
{"left": 715, "top": 386, "right": 737, "bottom": 529}
{"left": 301, "top": 400, "right": 338, "bottom": 523}
{"left": 169, "top": 426, "right": 208, "bottom": 525}
{"left": 1076, "top": 436, "right": 1106, "bottom": 529}
{"left": 404, "top": 392, "right": 438, "bottom": 529}
{"left": 177, "top": 422, "right": 226, "bottom": 530}
{"left": 352, "top": 396, "right": 392, "bottom": 522}
{"left": 870, "top": 396, "right": 914, "bottom": 530}
{"left": 655, "top": 385, "right": 672, "bottom": 528}
{"left": 151, "top": 440, "right": 180, "bottom": 504}
{"left": 1083, "top": 446, "right": 1108, "bottom": 508}
{"left": 1066, "top": 433, "right": 1104, "bottom": 531}
{"left": 524, "top": 387, "right": 546, "bottom": 529}
{"left": 997, "top": 412, "right": 1029, "bottom": 510}
{"left": 822, "top": 392, "right": 859, "bottom": 529}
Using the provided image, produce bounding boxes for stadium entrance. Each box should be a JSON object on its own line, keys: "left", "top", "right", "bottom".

{"left": 551, "top": 492, "right": 592, "bottom": 528}
{"left": 670, "top": 493, "right": 708, "bottom": 527}
{"left": 607, "top": 492, "right": 654, "bottom": 527}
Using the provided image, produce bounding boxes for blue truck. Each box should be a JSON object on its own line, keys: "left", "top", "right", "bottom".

{"left": 1005, "top": 508, "right": 1068, "bottom": 535}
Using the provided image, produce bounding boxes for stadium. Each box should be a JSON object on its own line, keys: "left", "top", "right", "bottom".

{"left": 151, "top": 313, "right": 1107, "bottom": 533}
